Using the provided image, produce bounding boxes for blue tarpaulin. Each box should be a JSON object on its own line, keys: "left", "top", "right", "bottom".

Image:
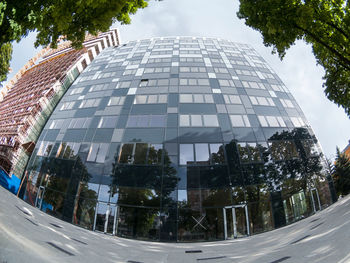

{"left": 0, "top": 168, "right": 20, "bottom": 194}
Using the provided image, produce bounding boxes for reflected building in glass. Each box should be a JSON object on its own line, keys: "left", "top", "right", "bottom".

{"left": 23, "top": 37, "right": 334, "bottom": 242}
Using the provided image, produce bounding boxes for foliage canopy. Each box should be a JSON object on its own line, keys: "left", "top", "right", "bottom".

{"left": 332, "top": 147, "right": 350, "bottom": 196}
{"left": 0, "top": 42, "right": 12, "bottom": 82}
{"left": 237, "top": 0, "right": 350, "bottom": 116}
{"left": 0, "top": 0, "right": 148, "bottom": 81}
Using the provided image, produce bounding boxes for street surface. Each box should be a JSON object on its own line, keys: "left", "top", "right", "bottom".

{"left": 0, "top": 187, "right": 349, "bottom": 263}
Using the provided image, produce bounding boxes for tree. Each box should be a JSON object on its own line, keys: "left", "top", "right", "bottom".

{"left": 0, "top": 42, "right": 12, "bottom": 82}
{"left": 0, "top": 0, "right": 148, "bottom": 81}
{"left": 237, "top": 0, "right": 350, "bottom": 116}
{"left": 332, "top": 147, "right": 350, "bottom": 196}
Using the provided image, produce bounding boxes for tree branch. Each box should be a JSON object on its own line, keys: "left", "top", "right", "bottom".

{"left": 294, "top": 23, "right": 350, "bottom": 71}
{"left": 324, "top": 20, "right": 350, "bottom": 40}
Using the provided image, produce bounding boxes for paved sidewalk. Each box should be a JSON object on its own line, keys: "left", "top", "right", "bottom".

{"left": 0, "top": 187, "right": 349, "bottom": 263}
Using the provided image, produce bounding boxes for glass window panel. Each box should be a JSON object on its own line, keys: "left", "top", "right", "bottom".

{"left": 96, "top": 143, "right": 109, "bottom": 163}
{"left": 204, "top": 94, "right": 214, "bottom": 103}
{"left": 223, "top": 95, "right": 230, "bottom": 104}
{"left": 55, "top": 142, "right": 66, "bottom": 158}
{"left": 290, "top": 117, "right": 301, "bottom": 127}
{"left": 150, "top": 115, "right": 166, "bottom": 127}
{"left": 148, "top": 95, "right": 157, "bottom": 103}
{"left": 134, "top": 143, "right": 148, "bottom": 164}
{"left": 203, "top": 115, "right": 219, "bottom": 127}
{"left": 191, "top": 115, "right": 203, "bottom": 126}
{"left": 242, "top": 81, "right": 249, "bottom": 88}
{"left": 74, "top": 118, "right": 85, "bottom": 128}
{"left": 68, "top": 119, "right": 76, "bottom": 129}
{"left": 148, "top": 144, "right": 163, "bottom": 164}
{"left": 250, "top": 96, "right": 258, "bottom": 105}
{"left": 230, "top": 115, "right": 244, "bottom": 127}
{"left": 44, "top": 143, "right": 53, "bottom": 157}
{"left": 98, "top": 116, "right": 118, "bottom": 128}
{"left": 266, "top": 97, "right": 275, "bottom": 106}
{"left": 189, "top": 79, "right": 196, "bottom": 85}
{"left": 179, "top": 115, "right": 190, "bottom": 126}
{"left": 277, "top": 117, "right": 286, "bottom": 127}
{"left": 210, "top": 144, "right": 225, "bottom": 164}
{"left": 98, "top": 185, "right": 110, "bottom": 202}
{"left": 258, "top": 116, "right": 268, "bottom": 127}
{"left": 148, "top": 79, "right": 157, "bottom": 86}
{"left": 137, "top": 115, "right": 149, "bottom": 127}
{"left": 119, "top": 143, "right": 134, "bottom": 164}
{"left": 158, "top": 79, "right": 169, "bottom": 86}
{"left": 258, "top": 83, "right": 266, "bottom": 89}
{"left": 71, "top": 142, "right": 80, "bottom": 158}
{"left": 286, "top": 100, "right": 294, "bottom": 107}
{"left": 87, "top": 143, "right": 99, "bottom": 162}
{"left": 108, "top": 97, "right": 120, "bottom": 106}
{"left": 269, "top": 91, "right": 277, "bottom": 97}
{"left": 198, "top": 79, "right": 209, "bottom": 85}
{"left": 158, "top": 95, "right": 167, "bottom": 103}
{"left": 266, "top": 116, "right": 279, "bottom": 127}
{"left": 180, "top": 144, "right": 194, "bottom": 165}
{"left": 193, "top": 94, "right": 204, "bottom": 103}
{"left": 180, "top": 94, "right": 192, "bottom": 103}
{"left": 195, "top": 144, "right": 209, "bottom": 163}
{"left": 135, "top": 95, "right": 147, "bottom": 104}
{"left": 83, "top": 118, "right": 91, "bottom": 128}
{"left": 243, "top": 115, "right": 251, "bottom": 127}
{"left": 250, "top": 82, "right": 259, "bottom": 89}
{"left": 127, "top": 116, "right": 138, "bottom": 127}
{"left": 37, "top": 141, "right": 45, "bottom": 156}
{"left": 238, "top": 143, "right": 250, "bottom": 163}
{"left": 63, "top": 142, "right": 73, "bottom": 159}
{"left": 257, "top": 97, "right": 269, "bottom": 106}
{"left": 248, "top": 143, "right": 261, "bottom": 162}
{"left": 268, "top": 141, "right": 284, "bottom": 161}
{"left": 230, "top": 95, "right": 241, "bottom": 104}
{"left": 180, "top": 79, "right": 187, "bottom": 85}
{"left": 219, "top": 79, "right": 229, "bottom": 86}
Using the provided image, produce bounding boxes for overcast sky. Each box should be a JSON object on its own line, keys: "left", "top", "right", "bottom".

{"left": 6, "top": 0, "right": 350, "bottom": 158}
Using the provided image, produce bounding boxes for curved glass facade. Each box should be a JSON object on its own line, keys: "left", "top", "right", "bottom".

{"left": 23, "top": 37, "right": 333, "bottom": 242}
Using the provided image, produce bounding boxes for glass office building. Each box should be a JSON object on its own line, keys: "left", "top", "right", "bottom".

{"left": 23, "top": 37, "right": 333, "bottom": 242}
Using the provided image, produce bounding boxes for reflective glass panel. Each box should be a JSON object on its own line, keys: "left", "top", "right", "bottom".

{"left": 119, "top": 144, "right": 134, "bottom": 164}
{"left": 134, "top": 143, "right": 148, "bottom": 164}
{"left": 191, "top": 115, "right": 202, "bottom": 126}
{"left": 180, "top": 144, "right": 194, "bottom": 165}
{"left": 195, "top": 144, "right": 210, "bottom": 163}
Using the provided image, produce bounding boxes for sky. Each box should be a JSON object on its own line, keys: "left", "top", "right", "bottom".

{"left": 5, "top": 0, "right": 350, "bottom": 159}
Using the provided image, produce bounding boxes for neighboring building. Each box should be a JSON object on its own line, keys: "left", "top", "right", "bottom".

{"left": 342, "top": 140, "right": 350, "bottom": 159}
{"left": 23, "top": 37, "right": 333, "bottom": 242}
{"left": 0, "top": 29, "right": 120, "bottom": 179}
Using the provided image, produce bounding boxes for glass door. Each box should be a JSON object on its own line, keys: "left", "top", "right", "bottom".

{"left": 223, "top": 204, "right": 250, "bottom": 239}
{"left": 223, "top": 208, "right": 234, "bottom": 239}
{"left": 35, "top": 185, "right": 45, "bottom": 209}
{"left": 235, "top": 206, "right": 248, "bottom": 238}
{"left": 310, "top": 188, "right": 321, "bottom": 212}
{"left": 93, "top": 202, "right": 118, "bottom": 234}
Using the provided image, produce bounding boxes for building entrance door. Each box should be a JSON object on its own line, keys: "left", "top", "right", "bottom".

{"left": 93, "top": 202, "right": 118, "bottom": 235}
{"left": 310, "top": 188, "right": 321, "bottom": 212}
{"left": 223, "top": 204, "right": 250, "bottom": 239}
{"left": 35, "top": 185, "right": 45, "bottom": 209}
